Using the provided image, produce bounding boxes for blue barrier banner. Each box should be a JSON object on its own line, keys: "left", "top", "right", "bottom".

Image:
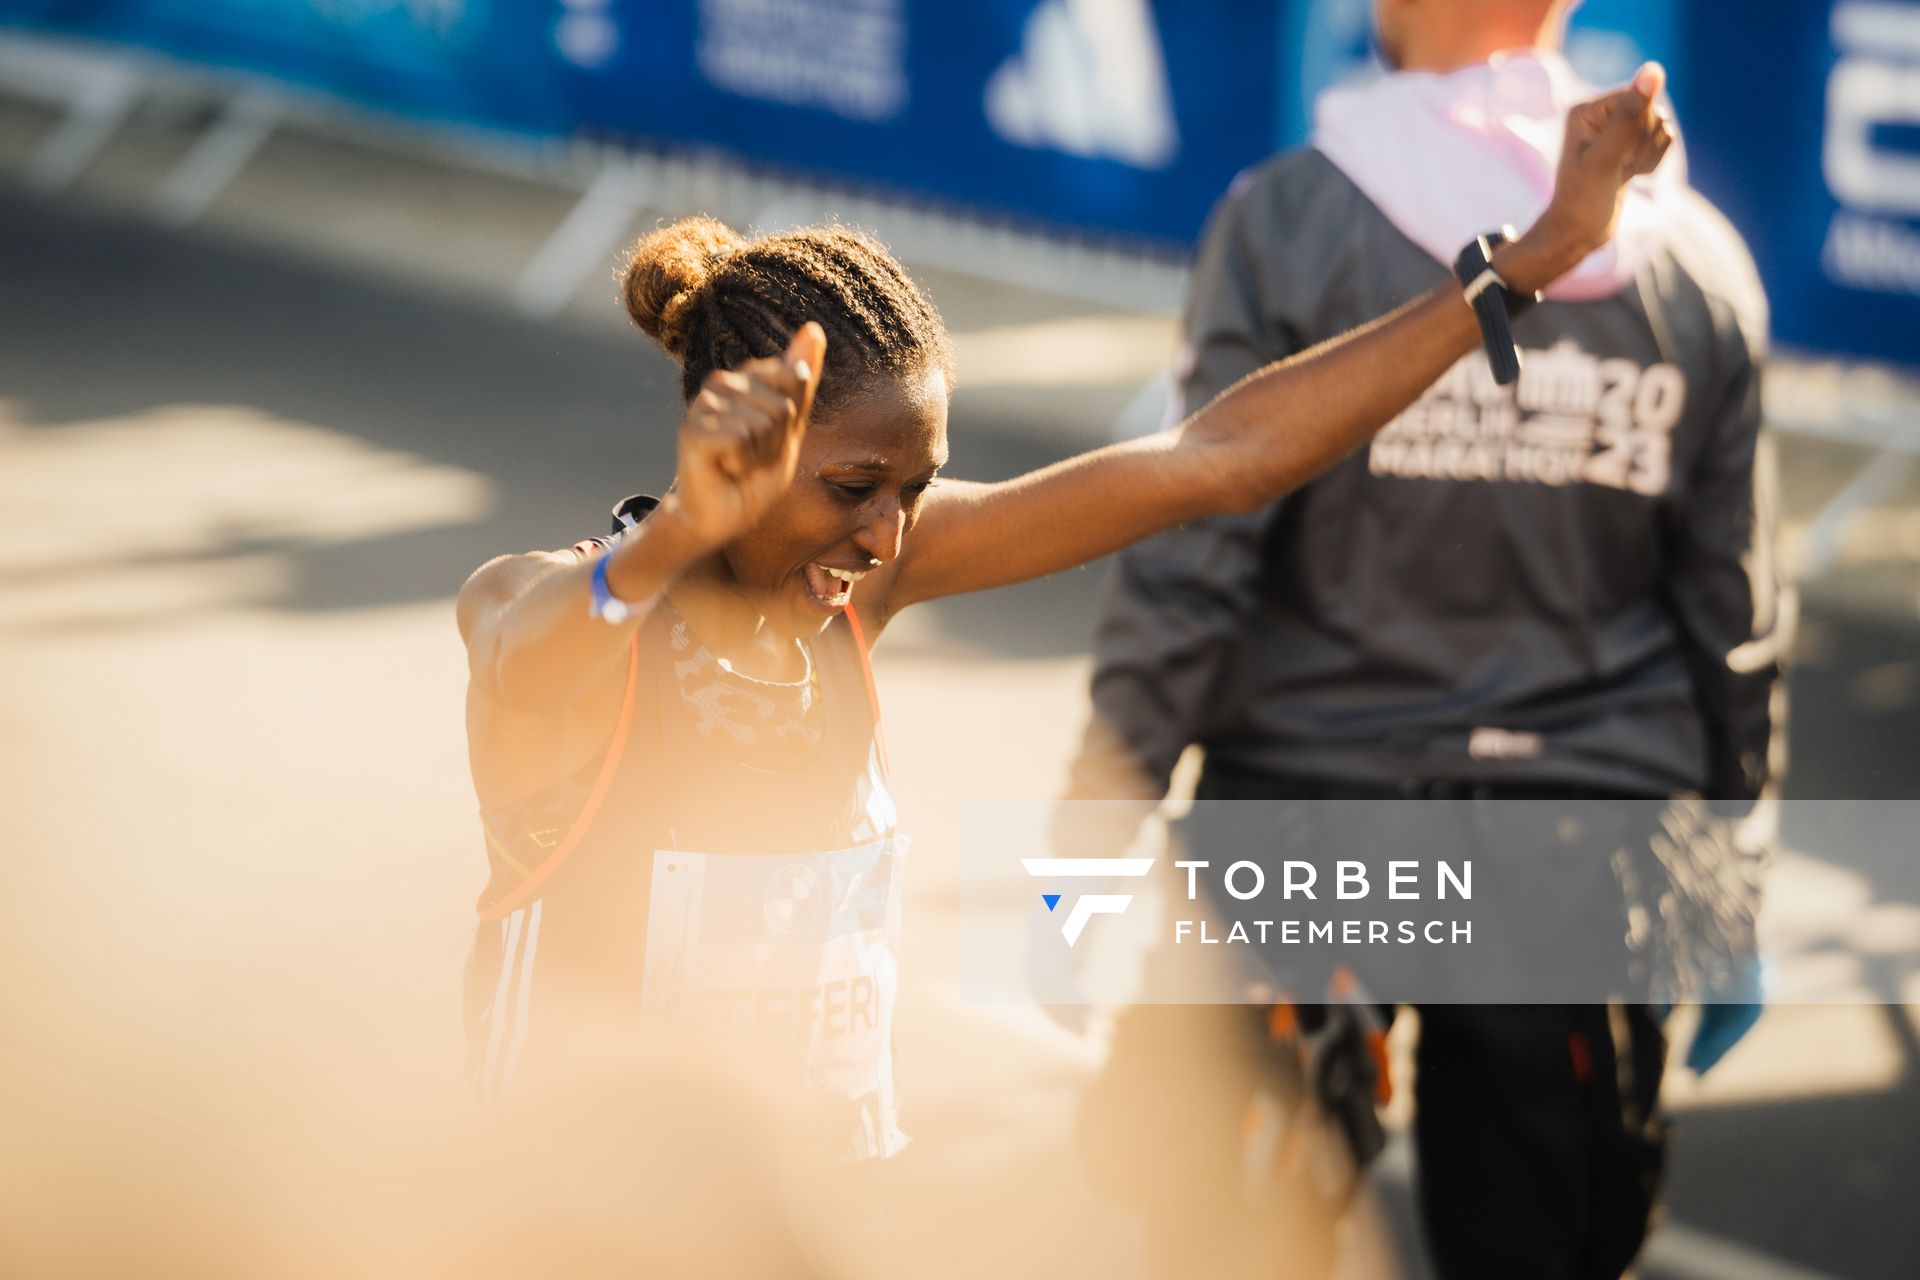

{"left": 4, "top": 0, "right": 1915, "bottom": 367}
{"left": 561, "top": 0, "right": 1283, "bottom": 248}
{"left": 1673, "top": 1, "right": 1920, "bottom": 368}
{"left": 0, "top": 0, "right": 569, "bottom": 132}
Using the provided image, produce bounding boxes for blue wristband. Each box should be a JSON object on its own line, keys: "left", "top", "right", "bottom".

{"left": 589, "top": 552, "right": 636, "bottom": 625}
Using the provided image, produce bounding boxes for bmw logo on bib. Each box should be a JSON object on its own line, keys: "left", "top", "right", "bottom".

{"left": 764, "top": 863, "right": 823, "bottom": 934}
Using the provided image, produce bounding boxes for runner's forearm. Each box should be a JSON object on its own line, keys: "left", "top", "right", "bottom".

{"left": 1183, "top": 230, "right": 1581, "bottom": 513}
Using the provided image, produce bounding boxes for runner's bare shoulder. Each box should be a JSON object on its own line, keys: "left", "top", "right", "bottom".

{"left": 456, "top": 549, "right": 582, "bottom": 696}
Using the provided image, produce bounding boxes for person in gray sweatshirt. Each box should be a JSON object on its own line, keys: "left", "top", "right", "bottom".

{"left": 1064, "top": 3, "right": 1787, "bottom": 1277}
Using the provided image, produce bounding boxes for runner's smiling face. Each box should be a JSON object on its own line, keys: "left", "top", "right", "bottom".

{"left": 720, "top": 367, "right": 949, "bottom": 638}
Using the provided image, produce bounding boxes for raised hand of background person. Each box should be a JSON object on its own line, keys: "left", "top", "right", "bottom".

{"left": 666, "top": 321, "right": 824, "bottom": 550}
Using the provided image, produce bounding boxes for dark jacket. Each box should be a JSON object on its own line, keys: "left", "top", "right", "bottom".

{"left": 1071, "top": 148, "right": 1788, "bottom": 802}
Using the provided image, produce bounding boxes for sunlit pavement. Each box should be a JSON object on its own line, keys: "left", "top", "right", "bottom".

{"left": 2, "top": 187, "right": 1917, "bottom": 1278}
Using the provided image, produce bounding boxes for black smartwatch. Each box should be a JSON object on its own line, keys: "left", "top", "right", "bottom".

{"left": 1453, "top": 227, "right": 1540, "bottom": 386}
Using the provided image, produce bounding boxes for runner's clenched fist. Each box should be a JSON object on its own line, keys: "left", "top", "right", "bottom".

{"left": 669, "top": 321, "right": 826, "bottom": 548}
{"left": 1545, "top": 62, "right": 1676, "bottom": 256}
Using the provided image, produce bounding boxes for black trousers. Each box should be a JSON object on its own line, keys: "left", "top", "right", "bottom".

{"left": 1415, "top": 1003, "right": 1666, "bottom": 1280}
{"left": 1195, "top": 764, "right": 1670, "bottom": 1280}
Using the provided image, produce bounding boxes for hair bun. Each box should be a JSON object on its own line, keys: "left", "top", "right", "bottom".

{"left": 619, "top": 216, "right": 747, "bottom": 360}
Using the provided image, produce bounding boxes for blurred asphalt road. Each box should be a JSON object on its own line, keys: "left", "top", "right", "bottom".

{"left": 1, "top": 187, "right": 1917, "bottom": 1279}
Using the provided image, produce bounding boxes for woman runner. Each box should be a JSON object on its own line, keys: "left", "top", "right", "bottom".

{"left": 458, "top": 69, "right": 1673, "bottom": 1160}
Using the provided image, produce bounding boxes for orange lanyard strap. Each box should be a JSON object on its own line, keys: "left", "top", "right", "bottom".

{"left": 478, "top": 634, "right": 641, "bottom": 922}
{"left": 841, "top": 606, "right": 890, "bottom": 776}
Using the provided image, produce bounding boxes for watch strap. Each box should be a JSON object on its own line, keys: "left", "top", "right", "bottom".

{"left": 1452, "top": 227, "right": 1538, "bottom": 386}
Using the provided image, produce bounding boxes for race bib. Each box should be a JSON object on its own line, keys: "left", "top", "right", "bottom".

{"left": 641, "top": 835, "right": 907, "bottom": 1152}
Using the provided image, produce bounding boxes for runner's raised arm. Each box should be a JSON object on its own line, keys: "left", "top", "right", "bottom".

{"left": 881, "top": 65, "right": 1674, "bottom": 614}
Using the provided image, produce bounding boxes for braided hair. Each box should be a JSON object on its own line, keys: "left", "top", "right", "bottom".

{"left": 619, "top": 216, "right": 954, "bottom": 413}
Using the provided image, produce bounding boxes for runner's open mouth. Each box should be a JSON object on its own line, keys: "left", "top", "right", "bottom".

{"left": 801, "top": 562, "right": 866, "bottom": 609}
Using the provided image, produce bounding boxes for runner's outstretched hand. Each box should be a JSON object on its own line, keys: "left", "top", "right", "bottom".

{"left": 667, "top": 322, "right": 824, "bottom": 549}
{"left": 1537, "top": 63, "right": 1675, "bottom": 267}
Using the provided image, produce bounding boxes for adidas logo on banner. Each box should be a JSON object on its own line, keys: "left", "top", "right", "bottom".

{"left": 985, "top": 0, "right": 1180, "bottom": 169}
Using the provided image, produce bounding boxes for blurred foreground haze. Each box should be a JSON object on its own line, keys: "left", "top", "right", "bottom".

{"left": 2, "top": 50, "right": 1919, "bottom": 1280}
